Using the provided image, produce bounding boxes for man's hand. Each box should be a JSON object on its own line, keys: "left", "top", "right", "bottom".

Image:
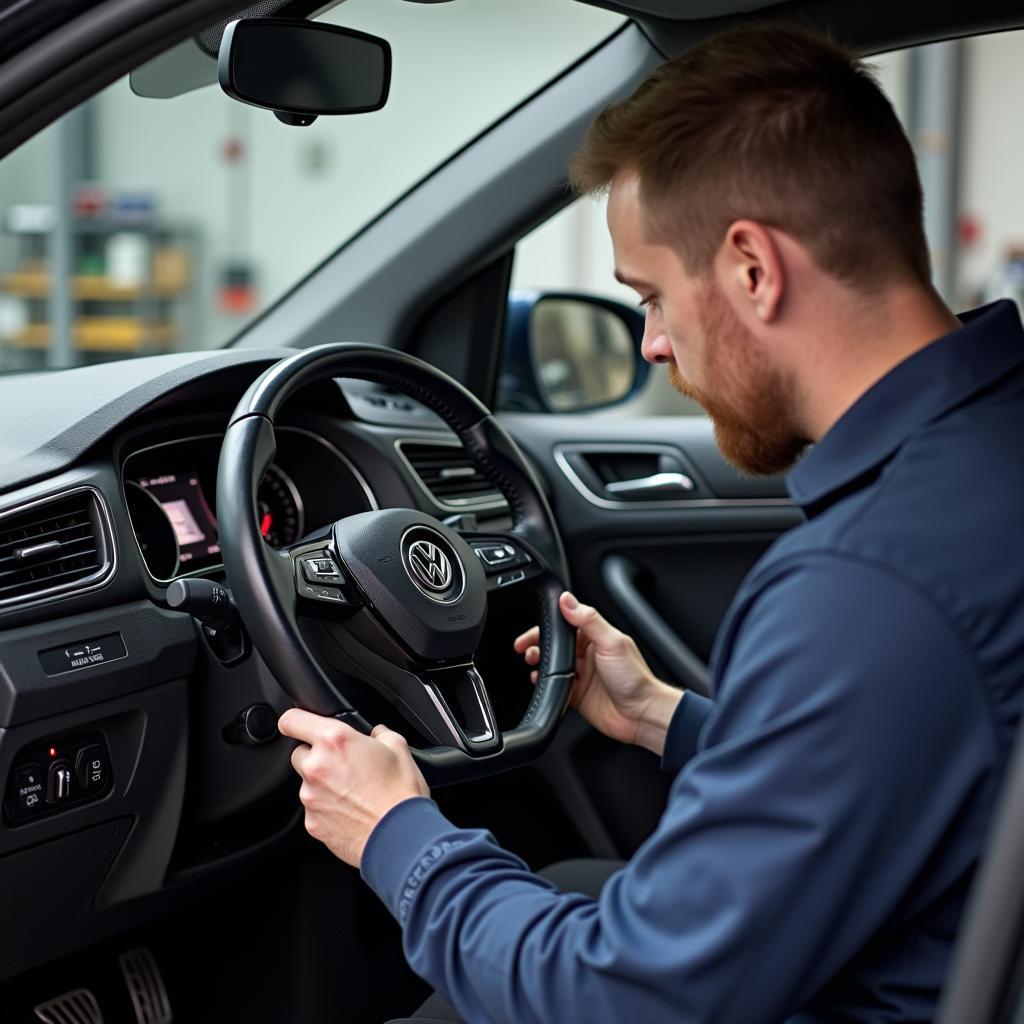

{"left": 278, "top": 709, "right": 430, "bottom": 869}
{"left": 514, "top": 591, "right": 683, "bottom": 756}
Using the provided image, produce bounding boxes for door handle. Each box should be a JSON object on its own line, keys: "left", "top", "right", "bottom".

{"left": 604, "top": 471, "right": 695, "bottom": 499}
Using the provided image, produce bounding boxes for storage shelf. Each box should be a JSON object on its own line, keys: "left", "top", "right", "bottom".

{"left": 1, "top": 272, "right": 187, "bottom": 300}
{"left": 8, "top": 319, "right": 176, "bottom": 353}
{"left": 0, "top": 217, "right": 197, "bottom": 366}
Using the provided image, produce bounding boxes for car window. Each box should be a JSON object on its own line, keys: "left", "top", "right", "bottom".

{"left": 504, "top": 32, "right": 1020, "bottom": 417}
{"left": 0, "top": 0, "right": 623, "bottom": 372}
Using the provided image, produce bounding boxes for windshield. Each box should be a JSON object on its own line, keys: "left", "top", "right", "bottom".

{"left": 0, "top": 0, "right": 623, "bottom": 371}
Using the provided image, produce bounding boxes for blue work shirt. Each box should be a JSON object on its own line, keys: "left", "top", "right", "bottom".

{"left": 362, "top": 300, "right": 1024, "bottom": 1023}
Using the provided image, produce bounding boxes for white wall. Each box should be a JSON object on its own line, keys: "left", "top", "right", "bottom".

{"left": 0, "top": 123, "right": 56, "bottom": 268}
{"left": 957, "top": 32, "right": 1024, "bottom": 305}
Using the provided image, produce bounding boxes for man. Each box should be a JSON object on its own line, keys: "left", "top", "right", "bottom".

{"left": 278, "top": 24, "right": 1024, "bottom": 1023}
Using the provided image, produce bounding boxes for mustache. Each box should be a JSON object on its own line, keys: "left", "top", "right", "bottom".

{"left": 667, "top": 363, "right": 702, "bottom": 404}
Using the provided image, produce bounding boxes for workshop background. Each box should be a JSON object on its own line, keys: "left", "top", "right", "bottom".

{"left": 0, "top": 0, "right": 1014, "bottom": 373}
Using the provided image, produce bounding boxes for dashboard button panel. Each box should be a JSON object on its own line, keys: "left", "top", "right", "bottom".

{"left": 4, "top": 732, "right": 112, "bottom": 826}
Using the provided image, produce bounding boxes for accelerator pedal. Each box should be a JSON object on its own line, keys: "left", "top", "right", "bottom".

{"left": 33, "top": 988, "right": 104, "bottom": 1024}
{"left": 118, "top": 947, "right": 172, "bottom": 1024}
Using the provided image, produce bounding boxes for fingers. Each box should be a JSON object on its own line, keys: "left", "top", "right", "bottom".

{"left": 513, "top": 626, "right": 540, "bottom": 653}
{"left": 371, "top": 724, "right": 411, "bottom": 756}
{"left": 279, "top": 707, "right": 350, "bottom": 745}
{"left": 559, "top": 591, "right": 624, "bottom": 653}
{"left": 290, "top": 741, "right": 312, "bottom": 775}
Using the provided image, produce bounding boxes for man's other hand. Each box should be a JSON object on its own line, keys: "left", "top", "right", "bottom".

{"left": 278, "top": 709, "right": 430, "bottom": 868}
{"left": 514, "top": 591, "right": 684, "bottom": 756}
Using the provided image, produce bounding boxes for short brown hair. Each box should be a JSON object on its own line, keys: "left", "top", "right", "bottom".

{"left": 571, "top": 25, "right": 930, "bottom": 288}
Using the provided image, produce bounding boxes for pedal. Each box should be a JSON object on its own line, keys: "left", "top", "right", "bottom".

{"left": 34, "top": 988, "right": 103, "bottom": 1024}
{"left": 118, "top": 947, "right": 172, "bottom": 1024}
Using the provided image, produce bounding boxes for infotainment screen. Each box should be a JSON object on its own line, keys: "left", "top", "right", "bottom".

{"left": 137, "top": 471, "right": 221, "bottom": 568}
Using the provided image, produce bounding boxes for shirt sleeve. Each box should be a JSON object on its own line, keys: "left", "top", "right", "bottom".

{"left": 660, "top": 690, "right": 714, "bottom": 772}
{"left": 361, "top": 554, "right": 996, "bottom": 1024}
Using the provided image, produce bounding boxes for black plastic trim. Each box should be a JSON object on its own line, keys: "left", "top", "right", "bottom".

{"left": 602, "top": 554, "right": 713, "bottom": 697}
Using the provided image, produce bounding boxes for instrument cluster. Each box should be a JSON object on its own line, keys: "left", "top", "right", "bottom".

{"left": 122, "top": 427, "right": 375, "bottom": 582}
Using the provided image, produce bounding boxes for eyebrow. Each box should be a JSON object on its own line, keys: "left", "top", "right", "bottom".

{"left": 614, "top": 269, "right": 655, "bottom": 291}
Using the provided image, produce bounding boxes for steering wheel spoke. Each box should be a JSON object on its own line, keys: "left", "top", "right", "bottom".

{"left": 384, "top": 661, "right": 500, "bottom": 755}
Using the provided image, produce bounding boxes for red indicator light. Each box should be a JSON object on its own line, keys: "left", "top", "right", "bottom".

{"left": 49, "top": 747, "right": 57, "bottom": 757}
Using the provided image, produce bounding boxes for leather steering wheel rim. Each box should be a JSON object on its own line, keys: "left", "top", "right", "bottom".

{"left": 217, "top": 343, "right": 575, "bottom": 785}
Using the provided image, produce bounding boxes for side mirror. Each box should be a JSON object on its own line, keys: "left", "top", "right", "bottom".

{"left": 498, "top": 292, "right": 649, "bottom": 413}
{"left": 218, "top": 18, "right": 391, "bottom": 126}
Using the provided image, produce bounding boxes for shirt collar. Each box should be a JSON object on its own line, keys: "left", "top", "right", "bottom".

{"left": 787, "top": 299, "right": 1024, "bottom": 513}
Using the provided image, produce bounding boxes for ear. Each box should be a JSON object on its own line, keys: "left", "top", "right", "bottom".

{"left": 721, "top": 219, "right": 784, "bottom": 323}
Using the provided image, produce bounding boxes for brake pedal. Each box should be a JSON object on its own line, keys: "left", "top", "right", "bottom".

{"left": 118, "top": 947, "right": 172, "bottom": 1024}
{"left": 34, "top": 988, "right": 103, "bottom": 1024}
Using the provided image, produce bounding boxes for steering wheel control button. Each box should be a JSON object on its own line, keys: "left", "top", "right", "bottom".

{"left": 400, "top": 527, "right": 466, "bottom": 604}
{"left": 296, "top": 579, "right": 348, "bottom": 604}
{"left": 476, "top": 543, "right": 511, "bottom": 566}
{"left": 301, "top": 555, "right": 344, "bottom": 585}
{"left": 14, "top": 765, "right": 43, "bottom": 813}
{"left": 471, "top": 539, "right": 531, "bottom": 573}
{"left": 38, "top": 632, "right": 128, "bottom": 676}
{"left": 495, "top": 569, "right": 526, "bottom": 588}
{"left": 75, "top": 745, "right": 107, "bottom": 792}
{"left": 47, "top": 761, "right": 73, "bottom": 804}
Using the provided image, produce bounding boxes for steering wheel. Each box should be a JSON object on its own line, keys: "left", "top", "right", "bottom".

{"left": 217, "top": 344, "right": 575, "bottom": 785}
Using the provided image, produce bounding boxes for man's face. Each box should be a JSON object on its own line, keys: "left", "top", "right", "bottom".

{"left": 606, "top": 172, "right": 806, "bottom": 476}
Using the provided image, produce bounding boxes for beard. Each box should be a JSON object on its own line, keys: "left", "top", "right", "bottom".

{"left": 668, "top": 283, "right": 808, "bottom": 477}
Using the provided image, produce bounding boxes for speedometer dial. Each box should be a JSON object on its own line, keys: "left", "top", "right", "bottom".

{"left": 257, "top": 464, "right": 304, "bottom": 548}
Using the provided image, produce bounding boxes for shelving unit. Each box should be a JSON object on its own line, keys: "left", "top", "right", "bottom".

{"left": 0, "top": 218, "right": 200, "bottom": 367}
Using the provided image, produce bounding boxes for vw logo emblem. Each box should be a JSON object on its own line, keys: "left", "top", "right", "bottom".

{"left": 407, "top": 540, "right": 453, "bottom": 592}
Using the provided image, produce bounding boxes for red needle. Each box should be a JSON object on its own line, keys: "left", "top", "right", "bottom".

{"left": 260, "top": 513, "right": 273, "bottom": 537}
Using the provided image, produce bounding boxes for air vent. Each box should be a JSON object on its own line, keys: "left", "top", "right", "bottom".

{"left": 0, "top": 489, "right": 114, "bottom": 607}
{"left": 398, "top": 441, "right": 507, "bottom": 511}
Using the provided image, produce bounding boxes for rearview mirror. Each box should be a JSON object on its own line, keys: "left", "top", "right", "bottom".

{"left": 498, "top": 293, "right": 649, "bottom": 413}
{"left": 218, "top": 18, "right": 391, "bottom": 126}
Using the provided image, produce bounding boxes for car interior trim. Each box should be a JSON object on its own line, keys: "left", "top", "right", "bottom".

{"left": 251, "top": 424, "right": 382, "bottom": 512}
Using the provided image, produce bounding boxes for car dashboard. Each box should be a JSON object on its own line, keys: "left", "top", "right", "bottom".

{"left": 0, "top": 347, "right": 518, "bottom": 981}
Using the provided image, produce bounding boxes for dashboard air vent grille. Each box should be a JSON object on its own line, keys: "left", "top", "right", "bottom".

{"left": 0, "top": 491, "right": 111, "bottom": 605}
{"left": 400, "top": 442, "right": 506, "bottom": 510}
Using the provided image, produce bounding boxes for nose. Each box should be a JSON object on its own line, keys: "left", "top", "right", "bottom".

{"left": 640, "top": 308, "right": 673, "bottom": 364}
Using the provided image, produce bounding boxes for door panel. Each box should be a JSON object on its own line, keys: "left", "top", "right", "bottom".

{"left": 499, "top": 411, "right": 803, "bottom": 854}
{"left": 501, "top": 412, "right": 801, "bottom": 677}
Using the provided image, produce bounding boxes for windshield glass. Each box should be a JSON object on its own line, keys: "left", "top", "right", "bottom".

{"left": 0, "top": 0, "right": 622, "bottom": 371}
